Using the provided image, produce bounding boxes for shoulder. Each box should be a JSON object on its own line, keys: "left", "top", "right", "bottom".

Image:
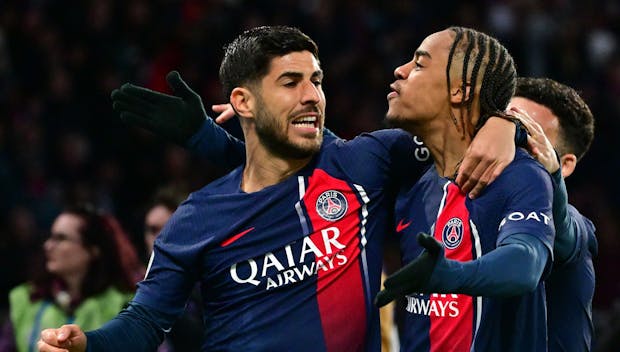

{"left": 491, "top": 149, "right": 552, "bottom": 190}
{"left": 325, "top": 128, "right": 413, "bottom": 151}
{"left": 567, "top": 204, "right": 598, "bottom": 256}
{"left": 192, "top": 167, "right": 243, "bottom": 197}
{"left": 9, "top": 283, "right": 32, "bottom": 303}
{"left": 79, "top": 287, "right": 132, "bottom": 311}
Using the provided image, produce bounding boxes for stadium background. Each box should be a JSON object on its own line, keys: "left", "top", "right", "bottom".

{"left": 0, "top": 0, "right": 618, "bottom": 347}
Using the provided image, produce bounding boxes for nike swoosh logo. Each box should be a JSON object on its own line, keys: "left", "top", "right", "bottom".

{"left": 221, "top": 227, "right": 255, "bottom": 247}
{"left": 396, "top": 219, "right": 411, "bottom": 233}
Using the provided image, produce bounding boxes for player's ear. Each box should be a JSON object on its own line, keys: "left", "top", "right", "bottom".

{"left": 560, "top": 153, "right": 577, "bottom": 178}
{"left": 450, "top": 83, "right": 472, "bottom": 104}
{"left": 230, "top": 87, "right": 255, "bottom": 119}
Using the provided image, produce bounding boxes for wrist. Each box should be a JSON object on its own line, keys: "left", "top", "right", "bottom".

{"left": 487, "top": 115, "right": 527, "bottom": 147}
{"left": 427, "top": 257, "right": 467, "bottom": 293}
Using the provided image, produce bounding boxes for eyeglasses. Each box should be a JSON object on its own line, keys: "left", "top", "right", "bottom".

{"left": 145, "top": 225, "right": 163, "bottom": 236}
{"left": 47, "top": 233, "right": 82, "bottom": 245}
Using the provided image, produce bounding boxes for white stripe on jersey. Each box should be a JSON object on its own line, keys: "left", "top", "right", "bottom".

{"left": 470, "top": 220, "right": 483, "bottom": 351}
{"left": 353, "top": 183, "right": 372, "bottom": 310}
{"left": 295, "top": 176, "right": 310, "bottom": 235}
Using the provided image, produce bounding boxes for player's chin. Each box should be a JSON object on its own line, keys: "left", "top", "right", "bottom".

{"left": 385, "top": 112, "right": 406, "bottom": 128}
{"left": 290, "top": 139, "right": 322, "bottom": 158}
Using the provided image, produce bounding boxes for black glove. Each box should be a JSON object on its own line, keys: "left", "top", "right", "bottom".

{"left": 375, "top": 233, "right": 443, "bottom": 307}
{"left": 111, "top": 71, "right": 206, "bottom": 145}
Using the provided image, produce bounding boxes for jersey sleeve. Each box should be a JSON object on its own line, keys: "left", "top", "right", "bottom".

{"left": 495, "top": 154, "right": 555, "bottom": 259}
{"left": 186, "top": 119, "right": 246, "bottom": 171}
{"left": 334, "top": 128, "right": 431, "bottom": 189}
{"left": 560, "top": 205, "right": 597, "bottom": 265}
{"left": 133, "top": 195, "right": 206, "bottom": 321}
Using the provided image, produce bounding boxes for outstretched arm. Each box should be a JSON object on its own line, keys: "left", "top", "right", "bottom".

{"left": 111, "top": 71, "right": 245, "bottom": 170}
{"left": 375, "top": 232, "right": 549, "bottom": 307}
{"left": 38, "top": 302, "right": 172, "bottom": 352}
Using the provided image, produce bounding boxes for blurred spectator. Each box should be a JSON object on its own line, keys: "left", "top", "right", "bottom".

{"left": 0, "top": 204, "right": 143, "bottom": 352}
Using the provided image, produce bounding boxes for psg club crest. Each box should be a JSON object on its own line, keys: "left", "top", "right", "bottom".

{"left": 316, "top": 190, "right": 348, "bottom": 221}
{"left": 441, "top": 217, "right": 463, "bottom": 249}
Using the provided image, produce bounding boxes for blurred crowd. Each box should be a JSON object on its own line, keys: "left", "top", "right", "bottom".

{"left": 0, "top": 0, "right": 619, "bottom": 348}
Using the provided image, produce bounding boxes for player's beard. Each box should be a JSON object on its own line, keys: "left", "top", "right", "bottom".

{"left": 385, "top": 112, "right": 417, "bottom": 132}
{"left": 255, "top": 98, "right": 323, "bottom": 160}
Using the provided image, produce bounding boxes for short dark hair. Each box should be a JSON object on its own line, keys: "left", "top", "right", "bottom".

{"left": 446, "top": 27, "right": 517, "bottom": 133}
{"left": 219, "top": 26, "right": 320, "bottom": 98}
{"left": 515, "top": 77, "right": 594, "bottom": 160}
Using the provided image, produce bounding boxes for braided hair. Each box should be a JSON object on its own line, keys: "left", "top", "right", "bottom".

{"left": 445, "top": 27, "right": 517, "bottom": 136}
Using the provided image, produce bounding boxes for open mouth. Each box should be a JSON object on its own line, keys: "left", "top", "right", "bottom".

{"left": 291, "top": 115, "right": 320, "bottom": 134}
{"left": 292, "top": 116, "right": 318, "bottom": 128}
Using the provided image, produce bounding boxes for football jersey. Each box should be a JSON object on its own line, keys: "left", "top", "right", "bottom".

{"left": 395, "top": 149, "right": 555, "bottom": 351}
{"left": 546, "top": 205, "right": 597, "bottom": 351}
{"left": 134, "top": 130, "right": 426, "bottom": 351}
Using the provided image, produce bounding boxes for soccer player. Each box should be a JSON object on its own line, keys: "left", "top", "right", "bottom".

{"left": 37, "top": 26, "right": 518, "bottom": 352}
{"left": 375, "top": 28, "right": 555, "bottom": 351}
{"left": 509, "top": 77, "right": 596, "bottom": 351}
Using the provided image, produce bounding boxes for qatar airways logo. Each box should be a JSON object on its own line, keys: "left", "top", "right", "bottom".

{"left": 405, "top": 293, "right": 460, "bottom": 317}
{"left": 498, "top": 211, "right": 551, "bottom": 231}
{"left": 230, "top": 227, "right": 348, "bottom": 290}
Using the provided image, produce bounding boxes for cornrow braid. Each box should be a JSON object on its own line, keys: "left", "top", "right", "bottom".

{"left": 459, "top": 30, "right": 476, "bottom": 133}
{"left": 446, "top": 27, "right": 517, "bottom": 135}
{"left": 446, "top": 28, "right": 465, "bottom": 126}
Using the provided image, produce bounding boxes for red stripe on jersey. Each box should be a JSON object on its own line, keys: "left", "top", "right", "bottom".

{"left": 430, "top": 183, "right": 474, "bottom": 351}
{"left": 303, "top": 169, "right": 367, "bottom": 352}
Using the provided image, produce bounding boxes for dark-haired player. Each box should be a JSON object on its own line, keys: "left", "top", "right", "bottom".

{"left": 509, "top": 77, "right": 596, "bottom": 351}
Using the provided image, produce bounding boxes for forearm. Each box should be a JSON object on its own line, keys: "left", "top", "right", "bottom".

{"left": 550, "top": 169, "right": 577, "bottom": 263}
{"left": 186, "top": 119, "right": 245, "bottom": 171}
{"left": 428, "top": 233, "right": 549, "bottom": 297}
{"left": 85, "top": 302, "right": 172, "bottom": 352}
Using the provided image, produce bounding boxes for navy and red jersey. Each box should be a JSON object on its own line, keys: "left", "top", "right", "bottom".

{"left": 546, "top": 205, "right": 597, "bottom": 351}
{"left": 134, "top": 130, "right": 427, "bottom": 351}
{"left": 394, "top": 149, "right": 555, "bottom": 351}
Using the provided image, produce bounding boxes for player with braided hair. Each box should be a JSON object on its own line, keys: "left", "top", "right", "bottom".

{"left": 377, "top": 27, "right": 556, "bottom": 351}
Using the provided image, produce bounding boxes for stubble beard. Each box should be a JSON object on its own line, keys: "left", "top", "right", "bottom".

{"left": 255, "top": 103, "right": 322, "bottom": 160}
{"left": 385, "top": 111, "right": 414, "bottom": 131}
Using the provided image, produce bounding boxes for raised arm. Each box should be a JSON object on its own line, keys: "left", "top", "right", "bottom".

{"left": 456, "top": 116, "right": 528, "bottom": 198}
{"left": 111, "top": 71, "right": 245, "bottom": 170}
{"left": 509, "top": 106, "right": 580, "bottom": 264}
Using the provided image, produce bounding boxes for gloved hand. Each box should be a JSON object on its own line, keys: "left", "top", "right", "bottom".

{"left": 111, "top": 71, "right": 206, "bottom": 145}
{"left": 375, "top": 233, "right": 443, "bottom": 307}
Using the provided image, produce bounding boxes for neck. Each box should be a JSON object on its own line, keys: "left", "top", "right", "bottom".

{"left": 62, "top": 273, "right": 84, "bottom": 299}
{"left": 411, "top": 114, "right": 472, "bottom": 179}
{"left": 242, "top": 136, "right": 312, "bottom": 193}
